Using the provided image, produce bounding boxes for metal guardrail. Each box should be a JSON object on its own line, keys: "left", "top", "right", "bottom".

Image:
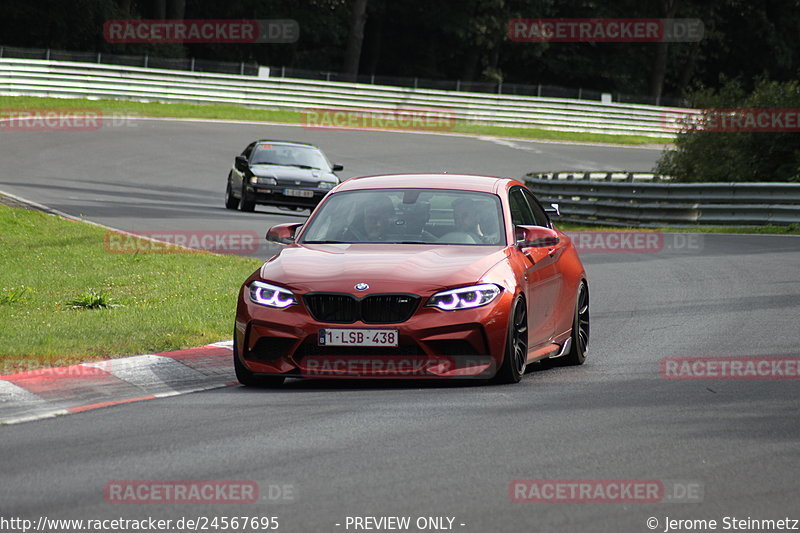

{"left": 0, "top": 44, "right": 686, "bottom": 106}
{"left": 525, "top": 172, "right": 800, "bottom": 227}
{"left": 0, "top": 58, "right": 697, "bottom": 137}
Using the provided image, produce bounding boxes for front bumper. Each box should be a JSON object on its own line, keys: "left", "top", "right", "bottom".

{"left": 249, "top": 185, "right": 329, "bottom": 208}
{"left": 234, "top": 287, "right": 514, "bottom": 380}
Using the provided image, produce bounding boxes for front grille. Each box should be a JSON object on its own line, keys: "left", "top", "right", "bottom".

{"left": 361, "top": 295, "right": 419, "bottom": 323}
{"left": 304, "top": 294, "right": 358, "bottom": 322}
{"left": 303, "top": 293, "right": 420, "bottom": 324}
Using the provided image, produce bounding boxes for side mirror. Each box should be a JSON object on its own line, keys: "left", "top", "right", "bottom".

{"left": 266, "top": 223, "right": 303, "bottom": 244}
{"left": 544, "top": 203, "right": 560, "bottom": 216}
{"left": 515, "top": 226, "right": 560, "bottom": 248}
{"left": 235, "top": 155, "right": 248, "bottom": 171}
{"left": 332, "top": 163, "right": 344, "bottom": 172}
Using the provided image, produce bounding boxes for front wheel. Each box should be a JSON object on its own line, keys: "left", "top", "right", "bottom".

{"left": 240, "top": 184, "right": 256, "bottom": 212}
{"left": 494, "top": 296, "right": 528, "bottom": 384}
{"left": 555, "top": 281, "right": 589, "bottom": 366}
{"left": 225, "top": 177, "right": 239, "bottom": 210}
{"left": 233, "top": 337, "right": 285, "bottom": 387}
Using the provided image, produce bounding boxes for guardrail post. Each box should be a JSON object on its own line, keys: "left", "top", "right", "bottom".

{"left": 144, "top": 54, "right": 149, "bottom": 68}
{"left": 553, "top": 172, "right": 560, "bottom": 180}
{"left": 498, "top": 82, "right": 502, "bottom": 94}
{"left": 456, "top": 80, "right": 461, "bottom": 91}
{"left": 240, "top": 62, "right": 245, "bottom": 75}
{"left": 583, "top": 172, "right": 591, "bottom": 180}
{"left": 537, "top": 84, "right": 541, "bottom": 97}
{"left": 578, "top": 87, "right": 582, "bottom": 99}
{"left": 281, "top": 66, "right": 285, "bottom": 77}
{"left": 414, "top": 77, "right": 418, "bottom": 89}
{"left": 0, "top": 46, "right": 4, "bottom": 58}
{"left": 46, "top": 48, "right": 50, "bottom": 60}
{"left": 191, "top": 58, "right": 195, "bottom": 71}
{"left": 605, "top": 172, "right": 613, "bottom": 181}
{"left": 370, "top": 74, "right": 375, "bottom": 84}
{"left": 626, "top": 172, "right": 634, "bottom": 182}
{"left": 97, "top": 52, "right": 101, "bottom": 63}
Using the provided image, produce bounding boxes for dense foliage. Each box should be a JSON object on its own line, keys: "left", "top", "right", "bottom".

{"left": 3, "top": 0, "right": 799, "bottom": 104}
{"left": 656, "top": 80, "right": 800, "bottom": 181}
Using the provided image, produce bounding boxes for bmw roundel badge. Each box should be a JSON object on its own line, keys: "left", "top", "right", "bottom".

{"left": 355, "top": 283, "right": 369, "bottom": 291}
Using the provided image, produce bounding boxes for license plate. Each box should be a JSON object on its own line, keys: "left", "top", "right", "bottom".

{"left": 319, "top": 329, "right": 399, "bottom": 347}
{"left": 284, "top": 188, "right": 314, "bottom": 198}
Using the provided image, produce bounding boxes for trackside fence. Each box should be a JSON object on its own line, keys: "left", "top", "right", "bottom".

{"left": 0, "top": 58, "right": 695, "bottom": 137}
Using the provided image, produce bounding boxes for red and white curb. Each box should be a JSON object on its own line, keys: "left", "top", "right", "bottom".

{"left": 0, "top": 341, "right": 236, "bottom": 425}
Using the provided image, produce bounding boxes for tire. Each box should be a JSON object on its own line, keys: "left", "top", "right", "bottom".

{"left": 554, "top": 281, "right": 589, "bottom": 366}
{"left": 233, "top": 336, "right": 285, "bottom": 387}
{"left": 240, "top": 184, "right": 256, "bottom": 212}
{"left": 225, "top": 177, "right": 239, "bottom": 210}
{"left": 494, "top": 296, "right": 528, "bottom": 384}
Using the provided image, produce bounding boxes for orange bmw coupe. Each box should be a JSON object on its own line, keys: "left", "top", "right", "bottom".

{"left": 234, "top": 174, "right": 589, "bottom": 385}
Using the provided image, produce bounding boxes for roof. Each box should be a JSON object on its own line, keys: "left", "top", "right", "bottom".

{"left": 335, "top": 173, "right": 521, "bottom": 193}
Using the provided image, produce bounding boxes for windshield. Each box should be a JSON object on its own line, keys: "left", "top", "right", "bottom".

{"left": 300, "top": 188, "right": 505, "bottom": 245}
{"left": 250, "top": 144, "right": 331, "bottom": 170}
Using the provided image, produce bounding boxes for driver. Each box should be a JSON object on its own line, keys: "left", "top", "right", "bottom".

{"left": 452, "top": 198, "right": 485, "bottom": 242}
{"left": 344, "top": 197, "right": 395, "bottom": 242}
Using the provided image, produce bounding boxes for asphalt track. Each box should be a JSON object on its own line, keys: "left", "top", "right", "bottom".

{"left": 2, "top": 120, "right": 799, "bottom": 533}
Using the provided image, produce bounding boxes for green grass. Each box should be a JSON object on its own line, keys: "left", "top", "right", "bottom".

{"left": 0, "top": 205, "right": 262, "bottom": 370}
{"left": 555, "top": 222, "right": 800, "bottom": 234}
{"left": 0, "top": 95, "right": 672, "bottom": 146}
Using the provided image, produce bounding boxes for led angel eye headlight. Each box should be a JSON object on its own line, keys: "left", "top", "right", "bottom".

{"left": 249, "top": 281, "right": 297, "bottom": 308}
{"left": 427, "top": 284, "right": 501, "bottom": 311}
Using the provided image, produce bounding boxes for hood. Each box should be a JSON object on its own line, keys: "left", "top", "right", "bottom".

{"left": 250, "top": 164, "right": 337, "bottom": 184}
{"left": 259, "top": 244, "right": 508, "bottom": 295}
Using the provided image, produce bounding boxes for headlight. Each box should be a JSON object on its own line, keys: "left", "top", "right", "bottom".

{"left": 318, "top": 181, "right": 337, "bottom": 190}
{"left": 250, "top": 177, "right": 277, "bottom": 185}
{"left": 248, "top": 281, "right": 297, "bottom": 308}
{"left": 427, "top": 284, "right": 501, "bottom": 311}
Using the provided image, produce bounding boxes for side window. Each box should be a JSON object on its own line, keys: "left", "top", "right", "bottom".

{"left": 509, "top": 188, "right": 536, "bottom": 226}
{"left": 523, "top": 190, "right": 550, "bottom": 227}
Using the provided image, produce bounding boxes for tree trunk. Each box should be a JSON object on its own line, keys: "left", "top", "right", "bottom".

{"left": 649, "top": 0, "right": 680, "bottom": 105}
{"left": 342, "top": 0, "right": 369, "bottom": 82}
{"left": 167, "top": 0, "right": 186, "bottom": 20}
{"left": 153, "top": 0, "right": 166, "bottom": 19}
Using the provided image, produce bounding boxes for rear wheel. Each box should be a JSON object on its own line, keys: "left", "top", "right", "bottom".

{"left": 225, "top": 177, "right": 239, "bottom": 210}
{"left": 233, "top": 336, "right": 285, "bottom": 387}
{"left": 495, "top": 296, "right": 528, "bottom": 384}
{"left": 240, "top": 184, "right": 256, "bottom": 212}
{"left": 554, "top": 281, "right": 589, "bottom": 366}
